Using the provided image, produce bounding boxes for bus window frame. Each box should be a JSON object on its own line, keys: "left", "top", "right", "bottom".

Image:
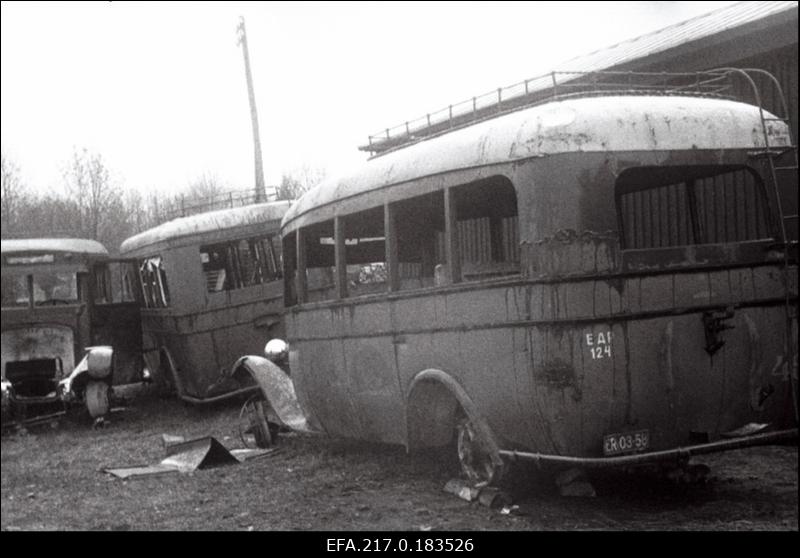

{"left": 289, "top": 174, "right": 521, "bottom": 307}
{"left": 614, "top": 164, "right": 778, "bottom": 251}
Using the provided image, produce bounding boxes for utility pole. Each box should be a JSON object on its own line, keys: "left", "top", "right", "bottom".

{"left": 236, "top": 16, "right": 267, "bottom": 203}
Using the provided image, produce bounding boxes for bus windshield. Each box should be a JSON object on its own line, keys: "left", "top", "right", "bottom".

{"left": 1, "top": 270, "right": 79, "bottom": 307}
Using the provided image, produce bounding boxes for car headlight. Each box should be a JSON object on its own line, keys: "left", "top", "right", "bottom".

{"left": 86, "top": 346, "right": 113, "bottom": 379}
{"left": 1, "top": 380, "right": 11, "bottom": 402}
{"left": 264, "top": 338, "right": 288, "bottom": 363}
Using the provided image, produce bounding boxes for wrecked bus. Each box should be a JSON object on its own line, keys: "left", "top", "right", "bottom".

{"left": 119, "top": 201, "right": 291, "bottom": 404}
{"left": 252, "top": 69, "right": 797, "bottom": 483}
{"left": 1, "top": 238, "right": 144, "bottom": 426}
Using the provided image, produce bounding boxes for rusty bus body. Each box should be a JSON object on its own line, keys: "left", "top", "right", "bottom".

{"left": 1, "top": 238, "right": 144, "bottom": 426}
{"left": 274, "top": 74, "right": 798, "bottom": 482}
{"left": 119, "top": 201, "right": 291, "bottom": 403}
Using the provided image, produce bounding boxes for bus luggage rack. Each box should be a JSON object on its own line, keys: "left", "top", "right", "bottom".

{"left": 359, "top": 69, "right": 762, "bottom": 157}
{"left": 164, "top": 187, "right": 280, "bottom": 220}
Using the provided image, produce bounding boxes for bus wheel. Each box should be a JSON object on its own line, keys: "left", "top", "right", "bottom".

{"left": 456, "top": 415, "right": 501, "bottom": 485}
{"left": 85, "top": 381, "right": 110, "bottom": 419}
{"left": 239, "top": 394, "right": 278, "bottom": 449}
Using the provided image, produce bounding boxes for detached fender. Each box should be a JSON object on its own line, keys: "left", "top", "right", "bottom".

{"left": 232, "top": 356, "right": 315, "bottom": 433}
{"left": 58, "top": 346, "right": 113, "bottom": 400}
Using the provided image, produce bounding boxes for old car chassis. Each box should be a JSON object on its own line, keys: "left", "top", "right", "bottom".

{"left": 1, "top": 345, "right": 116, "bottom": 429}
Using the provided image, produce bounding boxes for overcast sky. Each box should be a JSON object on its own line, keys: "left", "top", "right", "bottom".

{"left": 1, "top": 1, "right": 739, "bottom": 197}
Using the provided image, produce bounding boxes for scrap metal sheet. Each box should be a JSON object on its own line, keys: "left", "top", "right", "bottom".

{"left": 104, "top": 436, "right": 277, "bottom": 479}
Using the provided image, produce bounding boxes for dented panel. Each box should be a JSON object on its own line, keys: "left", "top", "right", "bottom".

{"left": 288, "top": 252, "right": 796, "bottom": 458}
{"left": 1, "top": 326, "right": 75, "bottom": 379}
{"left": 283, "top": 89, "right": 797, "bottom": 466}
{"left": 119, "top": 203, "right": 290, "bottom": 402}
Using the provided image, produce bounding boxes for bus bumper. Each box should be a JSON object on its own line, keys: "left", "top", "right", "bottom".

{"left": 498, "top": 427, "right": 798, "bottom": 468}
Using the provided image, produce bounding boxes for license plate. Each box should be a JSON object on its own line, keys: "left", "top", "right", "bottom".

{"left": 603, "top": 429, "right": 650, "bottom": 456}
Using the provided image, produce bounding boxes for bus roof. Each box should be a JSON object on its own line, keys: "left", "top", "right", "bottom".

{"left": 120, "top": 201, "right": 292, "bottom": 255}
{"left": 1, "top": 238, "right": 109, "bottom": 258}
{"left": 282, "top": 95, "right": 789, "bottom": 232}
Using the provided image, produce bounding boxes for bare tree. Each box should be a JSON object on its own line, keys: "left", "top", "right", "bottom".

{"left": 64, "top": 148, "right": 88, "bottom": 233}
{"left": 63, "top": 148, "right": 120, "bottom": 240}
{"left": 186, "top": 172, "right": 225, "bottom": 202}
{"left": 276, "top": 164, "right": 328, "bottom": 201}
{"left": 1, "top": 153, "right": 26, "bottom": 237}
{"left": 86, "top": 151, "right": 116, "bottom": 239}
{"left": 16, "top": 195, "right": 80, "bottom": 239}
{"left": 123, "top": 189, "right": 150, "bottom": 234}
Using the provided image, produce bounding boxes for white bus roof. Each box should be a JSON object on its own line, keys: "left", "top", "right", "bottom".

{"left": 120, "top": 201, "right": 292, "bottom": 255}
{"left": 1, "top": 238, "right": 109, "bottom": 258}
{"left": 283, "top": 94, "right": 789, "bottom": 232}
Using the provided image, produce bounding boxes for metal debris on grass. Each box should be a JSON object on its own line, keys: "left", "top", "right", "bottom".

{"left": 104, "top": 435, "right": 279, "bottom": 479}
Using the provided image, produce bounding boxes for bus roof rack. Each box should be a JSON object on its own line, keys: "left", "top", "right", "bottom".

{"left": 358, "top": 69, "right": 751, "bottom": 158}
{"left": 163, "top": 186, "right": 281, "bottom": 221}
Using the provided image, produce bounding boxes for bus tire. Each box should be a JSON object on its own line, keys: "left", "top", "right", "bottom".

{"left": 239, "top": 394, "right": 278, "bottom": 448}
{"left": 85, "top": 381, "right": 110, "bottom": 418}
{"left": 456, "top": 414, "right": 503, "bottom": 485}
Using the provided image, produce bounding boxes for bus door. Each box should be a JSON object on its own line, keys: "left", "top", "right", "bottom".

{"left": 90, "top": 259, "right": 144, "bottom": 385}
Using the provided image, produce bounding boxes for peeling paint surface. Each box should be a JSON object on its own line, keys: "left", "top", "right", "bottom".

{"left": 1, "top": 326, "right": 75, "bottom": 379}
{"left": 282, "top": 94, "right": 797, "bottom": 462}
{"left": 120, "top": 203, "right": 291, "bottom": 400}
{"left": 288, "top": 255, "right": 796, "bottom": 458}
{"left": 283, "top": 96, "right": 790, "bottom": 232}
{"left": 1, "top": 238, "right": 107, "bottom": 258}
{"left": 121, "top": 201, "right": 291, "bottom": 255}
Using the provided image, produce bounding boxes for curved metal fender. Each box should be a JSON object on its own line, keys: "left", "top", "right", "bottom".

{"left": 58, "top": 346, "right": 114, "bottom": 402}
{"left": 406, "top": 369, "right": 504, "bottom": 471}
{"left": 233, "top": 356, "right": 315, "bottom": 434}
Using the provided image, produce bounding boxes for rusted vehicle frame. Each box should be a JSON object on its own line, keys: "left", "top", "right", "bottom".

{"left": 119, "top": 202, "right": 292, "bottom": 404}
{"left": 1, "top": 239, "right": 144, "bottom": 427}
{"left": 271, "top": 69, "right": 797, "bottom": 483}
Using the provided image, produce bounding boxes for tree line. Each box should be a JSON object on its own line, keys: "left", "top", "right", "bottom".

{"left": 1, "top": 149, "right": 325, "bottom": 254}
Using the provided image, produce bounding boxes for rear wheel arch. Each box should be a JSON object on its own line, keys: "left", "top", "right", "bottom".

{"left": 405, "top": 369, "right": 505, "bottom": 483}
{"left": 406, "top": 369, "right": 463, "bottom": 451}
{"left": 405, "top": 370, "right": 500, "bottom": 453}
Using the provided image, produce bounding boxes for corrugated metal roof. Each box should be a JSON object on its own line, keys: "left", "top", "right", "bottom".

{"left": 1, "top": 238, "right": 109, "bottom": 257}
{"left": 361, "top": 1, "right": 798, "bottom": 154}
{"left": 558, "top": 1, "right": 798, "bottom": 73}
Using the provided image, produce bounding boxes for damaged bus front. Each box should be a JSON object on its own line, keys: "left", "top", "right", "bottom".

{"left": 1, "top": 238, "right": 145, "bottom": 427}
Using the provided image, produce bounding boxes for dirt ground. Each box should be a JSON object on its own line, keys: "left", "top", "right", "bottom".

{"left": 1, "top": 387, "right": 797, "bottom": 532}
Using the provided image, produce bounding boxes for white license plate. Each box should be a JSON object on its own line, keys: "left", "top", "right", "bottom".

{"left": 603, "top": 429, "right": 650, "bottom": 456}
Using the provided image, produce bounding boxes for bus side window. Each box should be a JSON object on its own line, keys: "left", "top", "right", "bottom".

{"left": 450, "top": 176, "right": 520, "bottom": 281}
{"left": 97, "top": 262, "right": 138, "bottom": 304}
{"left": 265, "top": 235, "right": 282, "bottom": 281}
{"left": 201, "top": 236, "right": 283, "bottom": 294}
{"left": 303, "top": 220, "right": 337, "bottom": 303}
{"left": 616, "top": 165, "right": 773, "bottom": 249}
{"left": 138, "top": 256, "right": 170, "bottom": 308}
{"left": 248, "top": 235, "right": 282, "bottom": 285}
{"left": 394, "top": 190, "right": 445, "bottom": 290}
{"left": 1, "top": 273, "right": 30, "bottom": 307}
{"left": 94, "top": 264, "right": 110, "bottom": 303}
{"left": 343, "top": 206, "right": 387, "bottom": 297}
{"left": 283, "top": 232, "right": 298, "bottom": 306}
{"left": 120, "top": 262, "right": 138, "bottom": 302}
{"left": 201, "top": 245, "right": 230, "bottom": 292}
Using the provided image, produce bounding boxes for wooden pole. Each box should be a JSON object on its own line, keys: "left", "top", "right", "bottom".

{"left": 237, "top": 17, "right": 267, "bottom": 203}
